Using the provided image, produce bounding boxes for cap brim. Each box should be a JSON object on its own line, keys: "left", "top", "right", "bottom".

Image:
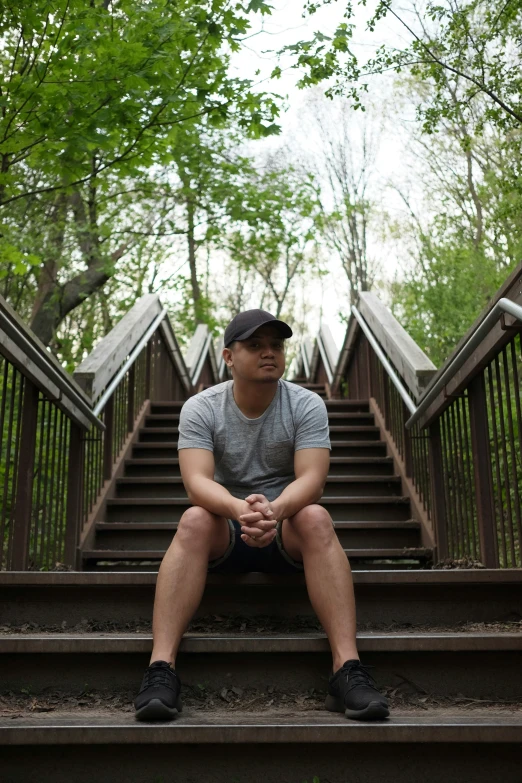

{"left": 235, "top": 319, "right": 293, "bottom": 342}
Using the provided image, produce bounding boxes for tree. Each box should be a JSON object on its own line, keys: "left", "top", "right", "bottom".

{"left": 224, "top": 161, "right": 322, "bottom": 317}
{"left": 286, "top": 0, "right": 522, "bottom": 133}
{"left": 0, "top": 0, "right": 281, "bottom": 344}
{"left": 387, "top": 73, "right": 521, "bottom": 363}
{"left": 305, "top": 92, "right": 380, "bottom": 304}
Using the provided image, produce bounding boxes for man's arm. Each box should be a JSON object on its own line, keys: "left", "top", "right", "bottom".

{"left": 179, "top": 448, "right": 252, "bottom": 521}
{"left": 271, "top": 447, "right": 329, "bottom": 521}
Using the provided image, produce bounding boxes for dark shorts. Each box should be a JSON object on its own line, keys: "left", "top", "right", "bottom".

{"left": 207, "top": 519, "right": 304, "bottom": 575}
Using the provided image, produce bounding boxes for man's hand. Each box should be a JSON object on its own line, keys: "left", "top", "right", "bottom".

{"left": 238, "top": 494, "right": 277, "bottom": 548}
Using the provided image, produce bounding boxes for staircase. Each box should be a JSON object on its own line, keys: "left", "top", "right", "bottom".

{"left": 2, "top": 283, "right": 522, "bottom": 782}
{"left": 2, "top": 384, "right": 522, "bottom": 781}
{"left": 81, "top": 391, "right": 431, "bottom": 571}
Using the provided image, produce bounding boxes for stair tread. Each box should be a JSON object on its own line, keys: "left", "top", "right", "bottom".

{"left": 4, "top": 569, "right": 520, "bottom": 585}
{"left": 3, "top": 708, "right": 522, "bottom": 745}
{"left": 3, "top": 631, "right": 521, "bottom": 653}
{"left": 106, "top": 496, "right": 410, "bottom": 506}
{"left": 144, "top": 413, "right": 376, "bottom": 422}
{"left": 116, "top": 475, "right": 401, "bottom": 485}
{"left": 140, "top": 425, "right": 380, "bottom": 433}
{"left": 133, "top": 441, "right": 387, "bottom": 448}
{"left": 81, "top": 547, "right": 431, "bottom": 559}
{"left": 125, "top": 457, "right": 394, "bottom": 465}
{"left": 96, "top": 521, "right": 420, "bottom": 531}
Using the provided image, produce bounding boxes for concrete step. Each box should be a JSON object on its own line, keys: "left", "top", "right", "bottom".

{"left": 104, "top": 496, "right": 412, "bottom": 524}
{"left": 3, "top": 570, "right": 520, "bottom": 625}
{"left": 93, "top": 520, "right": 421, "bottom": 551}
{"left": 2, "top": 708, "right": 521, "bottom": 783}
{"left": 114, "top": 475, "right": 403, "bottom": 499}
{"left": 1, "top": 632, "right": 521, "bottom": 699}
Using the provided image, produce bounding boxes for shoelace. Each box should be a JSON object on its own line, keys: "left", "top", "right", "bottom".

{"left": 144, "top": 664, "right": 176, "bottom": 690}
{"left": 340, "top": 662, "right": 377, "bottom": 692}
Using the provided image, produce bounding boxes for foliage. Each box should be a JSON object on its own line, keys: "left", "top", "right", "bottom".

{"left": 389, "top": 239, "right": 507, "bottom": 365}
{"left": 0, "top": 0, "right": 282, "bottom": 351}
{"left": 305, "top": 92, "right": 381, "bottom": 303}
{"left": 286, "top": 0, "right": 522, "bottom": 133}
{"left": 224, "top": 162, "right": 322, "bottom": 317}
{"left": 387, "top": 70, "right": 521, "bottom": 364}
{"left": 0, "top": 0, "right": 280, "bottom": 207}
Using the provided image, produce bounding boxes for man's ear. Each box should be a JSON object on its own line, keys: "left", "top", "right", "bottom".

{"left": 222, "top": 347, "right": 233, "bottom": 368}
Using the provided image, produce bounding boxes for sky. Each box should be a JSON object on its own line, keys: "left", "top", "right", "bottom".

{"left": 225, "top": 0, "right": 415, "bottom": 348}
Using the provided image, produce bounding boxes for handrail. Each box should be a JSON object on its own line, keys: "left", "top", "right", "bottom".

{"left": 0, "top": 296, "right": 104, "bottom": 431}
{"left": 316, "top": 332, "right": 334, "bottom": 385}
{"left": 301, "top": 341, "right": 311, "bottom": 380}
{"left": 190, "top": 333, "right": 213, "bottom": 386}
{"left": 157, "top": 317, "right": 193, "bottom": 395}
{"left": 351, "top": 305, "right": 417, "bottom": 415}
{"left": 184, "top": 324, "right": 219, "bottom": 388}
{"left": 93, "top": 309, "right": 167, "bottom": 416}
{"left": 405, "top": 297, "right": 522, "bottom": 429}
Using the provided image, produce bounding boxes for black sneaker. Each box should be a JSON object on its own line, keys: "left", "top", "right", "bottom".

{"left": 134, "top": 660, "right": 183, "bottom": 721}
{"left": 325, "top": 659, "right": 390, "bottom": 721}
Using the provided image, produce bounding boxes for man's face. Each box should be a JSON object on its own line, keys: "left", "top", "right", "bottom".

{"left": 223, "top": 324, "right": 286, "bottom": 383}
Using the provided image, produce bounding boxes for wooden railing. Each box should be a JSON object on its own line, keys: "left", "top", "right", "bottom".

{"left": 0, "top": 296, "right": 103, "bottom": 571}
{"left": 185, "top": 324, "right": 219, "bottom": 391}
{"left": 301, "top": 265, "right": 522, "bottom": 568}
{"left": 0, "top": 293, "right": 218, "bottom": 571}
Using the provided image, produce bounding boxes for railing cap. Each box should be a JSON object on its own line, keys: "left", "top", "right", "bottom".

{"left": 319, "top": 324, "right": 339, "bottom": 373}
{"left": 74, "top": 295, "right": 162, "bottom": 400}
{"left": 185, "top": 324, "right": 210, "bottom": 373}
{"left": 0, "top": 294, "right": 100, "bottom": 430}
{"left": 358, "top": 292, "right": 436, "bottom": 400}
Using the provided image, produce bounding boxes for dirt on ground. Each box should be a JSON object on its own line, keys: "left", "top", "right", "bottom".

{"left": 2, "top": 682, "right": 522, "bottom": 719}
{"left": 1, "top": 615, "right": 521, "bottom": 635}
{"left": 432, "top": 557, "right": 487, "bottom": 569}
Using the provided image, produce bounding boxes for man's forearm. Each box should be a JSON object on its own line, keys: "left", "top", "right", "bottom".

{"left": 186, "top": 475, "right": 243, "bottom": 520}
{"left": 271, "top": 474, "right": 325, "bottom": 521}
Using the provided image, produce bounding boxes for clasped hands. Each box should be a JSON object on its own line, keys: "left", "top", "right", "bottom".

{"left": 238, "top": 493, "right": 278, "bottom": 548}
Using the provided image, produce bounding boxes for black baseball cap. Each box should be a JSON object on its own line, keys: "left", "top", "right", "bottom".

{"left": 224, "top": 309, "right": 293, "bottom": 347}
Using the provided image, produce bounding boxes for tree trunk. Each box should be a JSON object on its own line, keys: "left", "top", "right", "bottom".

{"left": 30, "top": 192, "right": 68, "bottom": 322}
{"left": 30, "top": 261, "right": 111, "bottom": 345}
{"left": 30, "top": 183, "right": 128, "bottom": 346}
{"left": 186, "top": 192, "right": 202, "bottom": 319}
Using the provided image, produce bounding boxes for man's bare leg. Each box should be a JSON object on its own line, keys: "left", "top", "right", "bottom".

{"left": 150, "top": 507, "right": 230, "bottom": 666}
{"left": 280, "top": 505, "right": 359, "bottom": 672}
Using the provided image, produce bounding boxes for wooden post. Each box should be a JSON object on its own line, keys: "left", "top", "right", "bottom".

{"left": 403, "top": 402, "right": 413, "bottom": 478}
{"left": 365, "top": 338, "right": 373, "bottom": 399}
{"left": 428, "top": 419, "right": 449, "bottom": 561}
{"left": 127, "top": 364, "right": 136, "bottom": 433}
{"left": 103, "top": 394, "right": 114, "bottom": 481}
{"left": 64, "top": 422, "right": 84, "bottom": 568}
{"left": 145, "top": 341, "right": 152, "bottom": 400}
{"left": 11, "top": 380, "right": 39, "bottom": 570}
{"left": 468, "top": 373, "right": 498, "bottom": 567}
{"left": 382, "top": 372, "right": 391, "bottom": 427}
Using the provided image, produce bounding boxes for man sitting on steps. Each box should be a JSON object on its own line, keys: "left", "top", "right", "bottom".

{"left": 134, "top": 309, "right": 390, "bottom": 722}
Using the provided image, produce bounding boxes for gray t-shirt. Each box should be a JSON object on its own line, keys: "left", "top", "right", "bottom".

{"left": 177, "top": 379, "right": 331, "bottom": 502}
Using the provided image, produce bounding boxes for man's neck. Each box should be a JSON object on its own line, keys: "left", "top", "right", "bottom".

{"left": 231, "top": 378, "right": 279, "bottom": 419}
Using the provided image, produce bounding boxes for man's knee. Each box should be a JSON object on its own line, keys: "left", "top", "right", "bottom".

{"left": 176, "top": 506, "right": 217, "bottom": 545}
{"left": 288, "top": 504, "right": 335, "bottom": 545}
